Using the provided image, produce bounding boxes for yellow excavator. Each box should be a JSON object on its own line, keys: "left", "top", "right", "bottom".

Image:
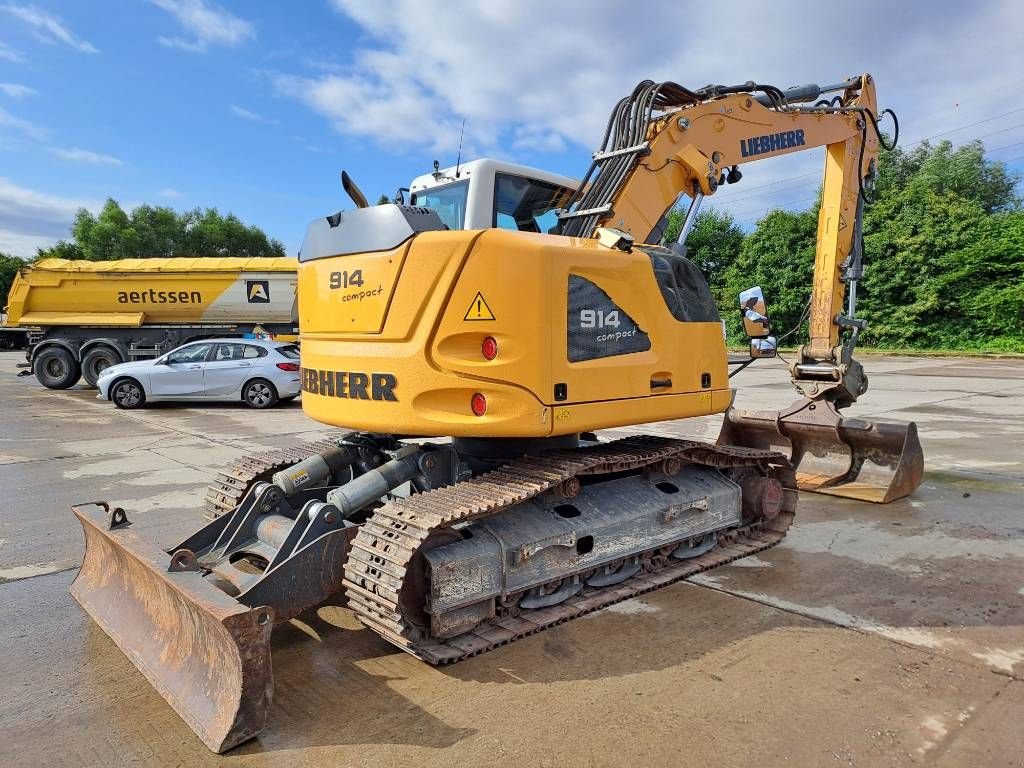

{"left": 71, "top": 73, "right": 922, "bottom": 752}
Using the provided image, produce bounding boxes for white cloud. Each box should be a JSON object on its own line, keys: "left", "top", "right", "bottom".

{"left": 511, "top": 126, "right": 567, "bottom": 154}
{"left": 0, "top": 105, "right": 46, "bottom": 140}
{"left": 0, "top": 229, "right": 55, "bottom": 256}
{"left": 229, "top": 104, "right": 277, "bottom": 124}
{"left": 1, "top": 4, "right": 99, "bottom": 54}
{"left": 274, "top": 0, "right": 1024, "bottom": 219}
{"left": 0, "top": 42, "right": 25, "bottom": 63}
{"left": 157, "top": 187, "right": 184, "bottom": 199}
{"left": 0, "top": 177, "right": 97, "bottom": 258}
{"left": 50, "top": 147, "right": 123, "bottom": 166}
{"left": 0, "top": 82, "right": 36, "bottom": 98}
{"left": 150, "top": 0, "right": 254, "bottom": 52}
{"left": 156, "top": 35, "right": 204, "bottom": 53}
{"left": 274, "top": 72, "right": 466, "bottom": 153}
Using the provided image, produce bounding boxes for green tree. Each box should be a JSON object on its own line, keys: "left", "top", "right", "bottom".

{"left": 37, "top": 199, "right": 286, "bottom": 261}
{"left": 873, "top": 140, "right": 1019, "bottom": 214}
{"left": 720, "top": 206, "right": 819, "bottom": 342}
{"left": 708, "top": 139, "right": 1021, "bottom": 351}
{"left": 377, "top": 194, "right": 391, "bottom": 205}
{"left": 663, "top": 208, "right": 745, "bottom": 294}
{"left": 859, "top": 140, "right": 1021, "bottom": 349}
{"left": 0, "top": 252, "right": 25, "bottom": 308}
{"left": 937, "top": 210, "right": 1024, "bottom": 350}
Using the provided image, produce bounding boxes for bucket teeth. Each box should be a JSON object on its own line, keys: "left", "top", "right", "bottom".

{"left": 719, "top": 398, "right": 924, "bottom": 503}
{"left": 70, "top": 502, "right": 274, "bottom": 753}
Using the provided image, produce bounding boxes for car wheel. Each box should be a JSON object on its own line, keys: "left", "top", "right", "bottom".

{"left": 82, "top": 346, "right": 122, "bottom": 388}
{"left": 34, "top": 347, "right": 81, "bottom": 389}
{"left": 111, "top": 378, "right": 146, "bottom": 409}
{"left": 243, "top": 378, "right": 279, "bottom": 409}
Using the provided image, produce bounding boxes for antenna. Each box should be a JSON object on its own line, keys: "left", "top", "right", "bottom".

{"left": 454, "top": 118, "right": 466, "bottom": 178}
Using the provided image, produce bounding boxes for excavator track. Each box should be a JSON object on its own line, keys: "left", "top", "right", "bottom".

{"left": 203, "top": 434, "right": 349, "bottom": 519}
{"left": 344, "top": 435, "right": 796, "bottom": 664}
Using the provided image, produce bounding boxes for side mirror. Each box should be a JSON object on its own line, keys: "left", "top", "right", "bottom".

{"left": 749, "top": 336, "right": 778, "bottom": 359}
{"left": 739, "top": 286, "right": 771, "bottom": 338}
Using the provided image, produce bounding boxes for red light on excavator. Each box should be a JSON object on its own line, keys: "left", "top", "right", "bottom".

{"left": 276, "top": 363, "right": 300, "bottom": 371}
{"left": 471, "top": 392, "right": 487, "bottom": 416}
{"left": 481, "top": 336, "right": 498, "bottom": 360}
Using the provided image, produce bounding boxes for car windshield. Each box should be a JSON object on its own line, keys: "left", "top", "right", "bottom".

{"left": 411, "top": 180, "right": 468, "bottom": 230}
{"left": 277, "top": 344, "right": 300, "bottom": 360}
{"left": 493, "top": 173, "right": 575, "bottom": 234}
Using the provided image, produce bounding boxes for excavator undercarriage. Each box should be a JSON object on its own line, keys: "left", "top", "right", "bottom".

{"left": 73, "top": 432, "right": 795, "bottom": 752}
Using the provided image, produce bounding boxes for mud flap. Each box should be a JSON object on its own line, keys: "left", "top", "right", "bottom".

{"left": 70, "top": 503, "right": 274, "bottom": 753}
{"left": 719, "top": 398, "right": 924, "bottom": 503}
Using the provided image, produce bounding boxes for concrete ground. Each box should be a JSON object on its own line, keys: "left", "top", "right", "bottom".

{"left": 0, "top": 351, "right": 1021, "bottom": 767}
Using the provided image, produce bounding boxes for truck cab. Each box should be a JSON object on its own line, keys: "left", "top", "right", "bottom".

{"left": 407, "top": 158, "right": 578, "bottom": 233}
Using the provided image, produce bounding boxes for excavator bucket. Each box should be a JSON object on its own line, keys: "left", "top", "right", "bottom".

{"left": 719, "top": 398, "right": 924, "bottom": 503}
{"left": 69, "top": 502, "right": 274, "bottom": 753}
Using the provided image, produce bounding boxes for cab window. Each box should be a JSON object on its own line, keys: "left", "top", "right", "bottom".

{"left": 493, "top": 173, "right": 575, "bottom": 233}
{"left": 242, "top": 345, "right": 266, "bottom": 359}
{"left": 410, "top": 180, "right": 468, "bottom": 230}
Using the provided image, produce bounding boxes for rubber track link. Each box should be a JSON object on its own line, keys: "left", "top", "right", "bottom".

{"left": 344, "top": 435, "right": 796, "bottom": 664}
{"left": 203, "top": 434, "right": 350, "bottom": 520}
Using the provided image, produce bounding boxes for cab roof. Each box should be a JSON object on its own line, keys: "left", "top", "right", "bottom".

{"left": 409, "top": 157, "right": 578, "bottom": 193}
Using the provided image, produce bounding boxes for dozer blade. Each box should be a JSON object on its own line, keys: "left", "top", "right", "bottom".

{"left": 69, "top": 502, "right": 274, "bottom": 753}
{"left": 719, "top": 398, "right": 924, "bottom": 503}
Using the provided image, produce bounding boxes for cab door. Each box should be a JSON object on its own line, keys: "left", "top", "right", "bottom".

{"left": 204, "top": 342, "right": 258, "bottom": 397}
{"left": 149, "top": 342, "right": 212, "bottom": 397}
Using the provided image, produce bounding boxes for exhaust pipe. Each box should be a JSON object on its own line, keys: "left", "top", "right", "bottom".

{"left": 341, "top": 170, "right": 370, "bottom": 209}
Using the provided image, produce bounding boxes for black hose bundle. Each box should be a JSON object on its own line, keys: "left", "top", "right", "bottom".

{"left": 560, "top": 81, "right": 700, "bottom": 237}
{"left": 559, "top": 80, "right": 792, "bottom": 237}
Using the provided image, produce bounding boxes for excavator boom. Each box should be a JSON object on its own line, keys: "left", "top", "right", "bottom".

{"left": 558, "top": 74, "right": 921, "bottom": 501}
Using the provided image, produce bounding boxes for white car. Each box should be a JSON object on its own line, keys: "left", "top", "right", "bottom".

{"left": 96, "top": 338, "right": 302, "bottom": 409}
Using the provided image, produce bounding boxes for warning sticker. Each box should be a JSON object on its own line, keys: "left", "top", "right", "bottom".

{"left": 463, "top": 291, "right": 496, "bottom": 321}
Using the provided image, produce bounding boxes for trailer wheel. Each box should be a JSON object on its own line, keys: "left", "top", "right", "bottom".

{"left": 243, "top": 378, "right": 279, "bottom": 409}
{"left": 82, "top": 346, "right": 122, "bottom": 387}
{"left": 34, "top": 346, "right": 81, "bottom": 389}
{"left": 111, "top": 378, "right": 146, "bottom": 409}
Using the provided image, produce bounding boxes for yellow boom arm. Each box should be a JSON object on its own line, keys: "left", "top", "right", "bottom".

{"left": 561, "top": 75, "right": 881, "bottom": 406}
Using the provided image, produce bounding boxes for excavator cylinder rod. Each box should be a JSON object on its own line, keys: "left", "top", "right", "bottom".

{"left": 719, "top": 398, "right": 924, "bottom": 503}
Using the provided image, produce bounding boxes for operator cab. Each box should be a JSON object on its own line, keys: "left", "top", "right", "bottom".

{"left": 408, "top": 158, "right": 577, "bottom": 233}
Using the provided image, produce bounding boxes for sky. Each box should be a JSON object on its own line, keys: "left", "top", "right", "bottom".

{"left": 1, "top": 0, "right": 1023, "bottom": 259}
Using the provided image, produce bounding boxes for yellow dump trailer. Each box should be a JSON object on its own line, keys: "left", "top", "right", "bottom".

{"left": 4, "top": 257, "right": 297, "bottom": 388}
